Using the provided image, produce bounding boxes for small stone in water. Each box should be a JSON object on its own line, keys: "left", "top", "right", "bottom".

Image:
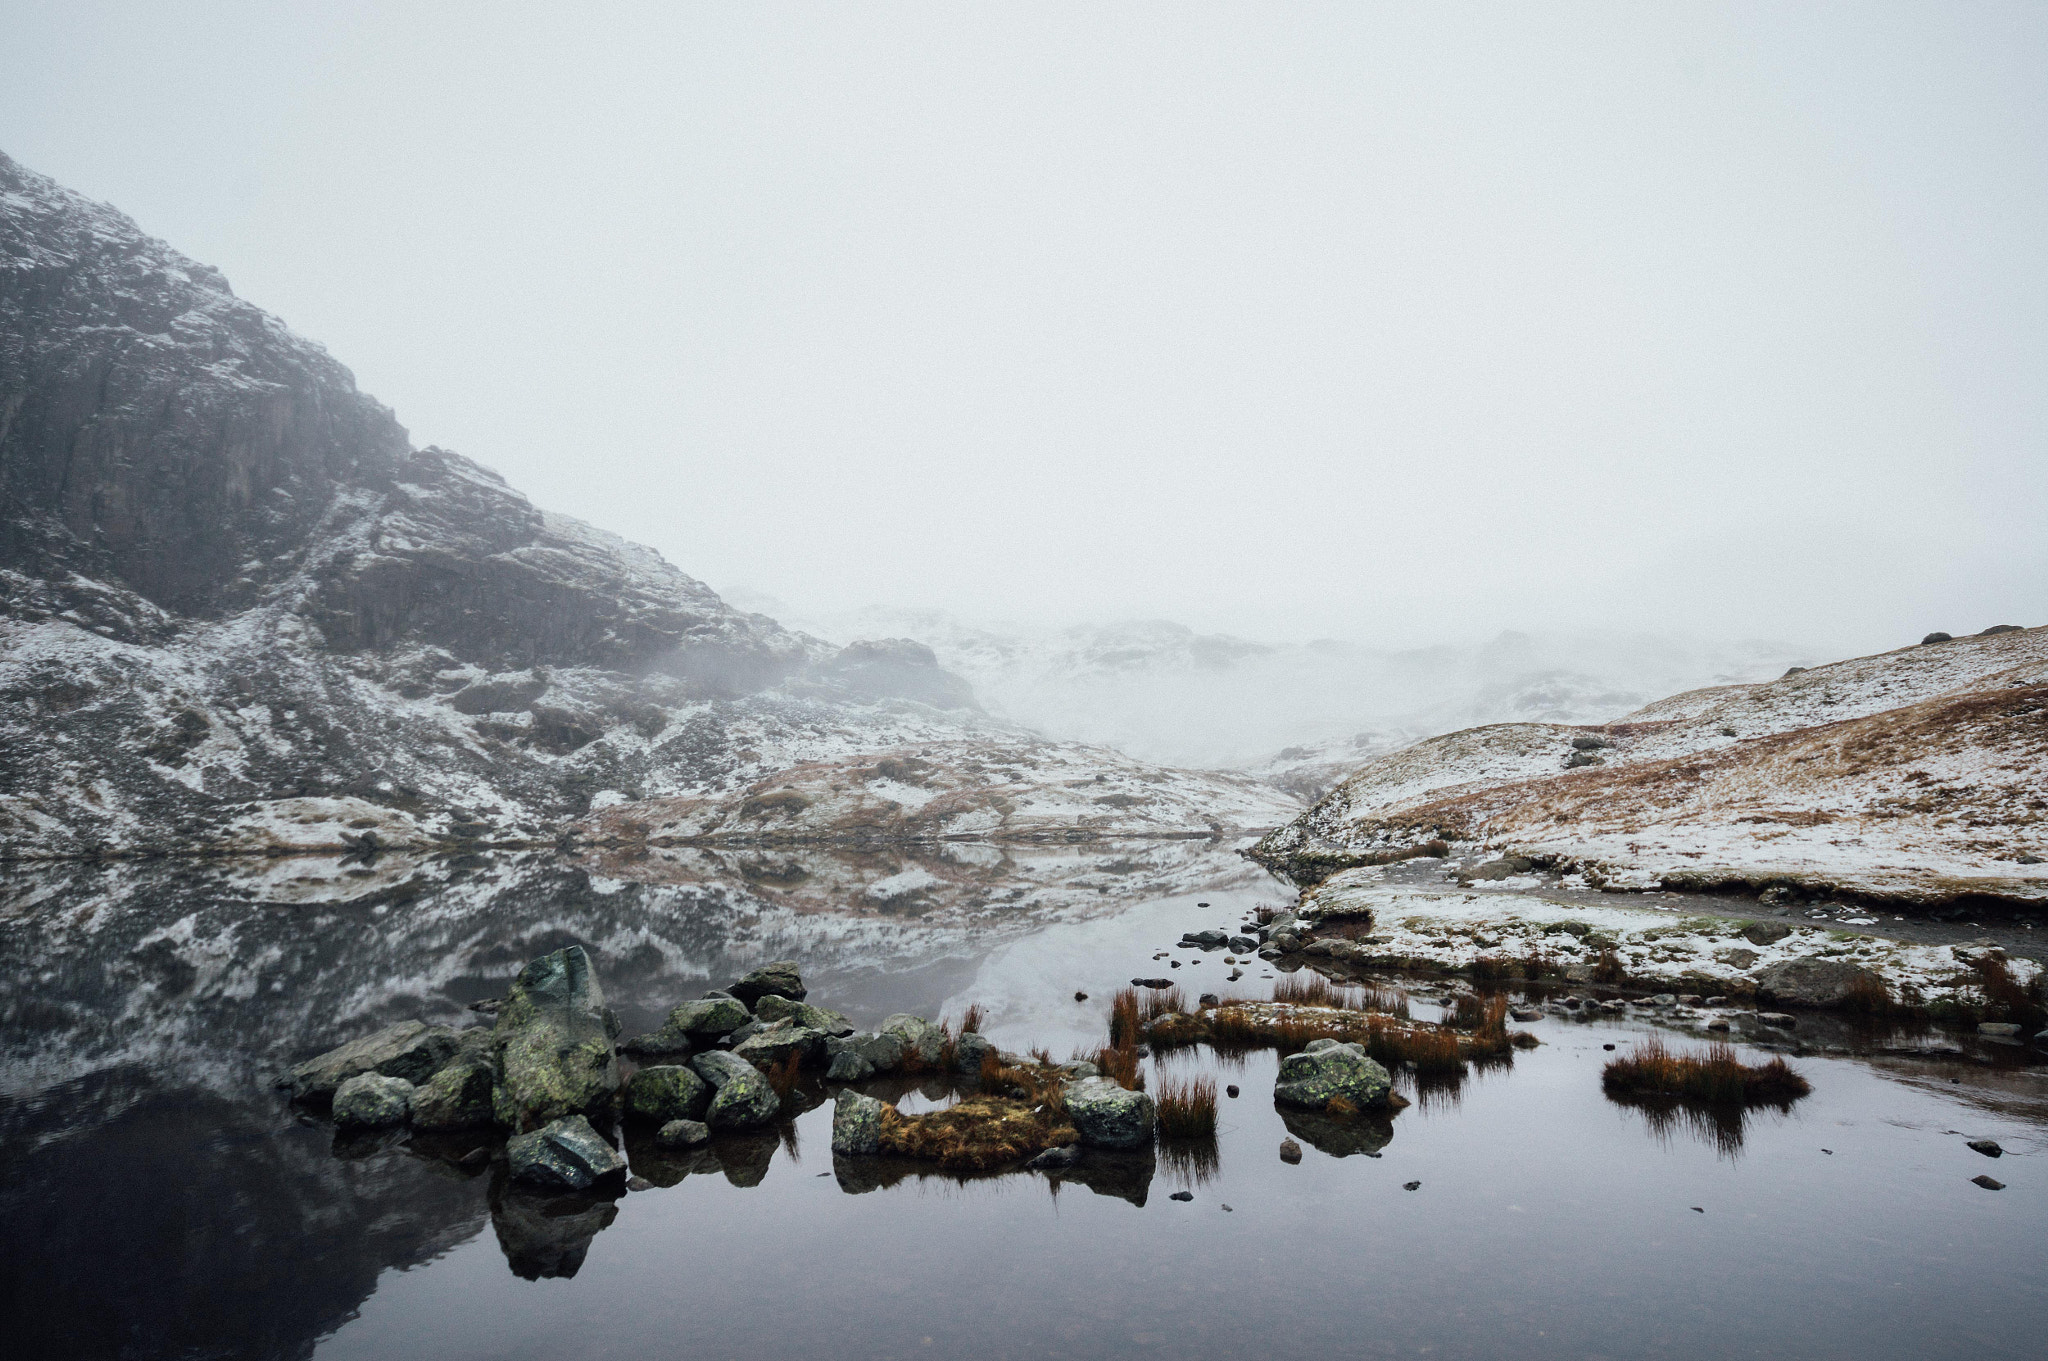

{"left": 1221, "top": 1204, "right": 1234, "bottom": 1212}
{"left": 1074, "top": 991, "right": 1088, "bottom": 1001}
{"left": 1690, "top": 1206, "right": 1704, "bottom": 1213}
{"left": 1971, "top": 1175, "right": 2005, "bottom": 1190}
{"left": 1403, "top": 1181, "right": 1421, "bottom": 1191}
{"left": 1226, "top": 1084, "right": 1239, "bottom": 1098}
{"left": 1967, "top": 1139, "right": 2002, "bottom": 1157}
{"left": 1279, "top": 1139, "right": 1303, "bottom": 1164}
{"left": 1170, "top": 1190, "right": 1193, "bottom": 1202}
{"left": 1603, "top": 1043, "right": 1616, "bottom": 1051}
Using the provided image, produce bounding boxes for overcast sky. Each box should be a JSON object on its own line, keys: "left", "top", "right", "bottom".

{"left": 4, "top": 2, "right": 2042, "bottom": 651}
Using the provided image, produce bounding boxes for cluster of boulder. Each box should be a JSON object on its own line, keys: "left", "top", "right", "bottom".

{"left": 287, "top": 944, "right": 1175, "bottom": 1196}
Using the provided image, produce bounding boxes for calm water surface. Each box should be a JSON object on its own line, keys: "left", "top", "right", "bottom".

{"left": 1, "top": 844, "right": 2041, "bottom": 1360}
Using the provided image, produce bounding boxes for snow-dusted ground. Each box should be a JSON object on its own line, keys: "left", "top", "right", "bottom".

{"left": 1258, "top": 627, "right": 2048, "bottom": 905}
{"left": 1291, "top": 876, "right": 2041, "bottom": 1010}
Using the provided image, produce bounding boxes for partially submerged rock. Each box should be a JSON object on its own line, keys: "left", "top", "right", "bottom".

{"left": 1273, "top": 1040, "right": 1392, "bottom": 1110}
{"left": 624, "top": 1065, "right": 711, "bottom": 1122}
{"left": 657, "top": 1118, "right": 712, "bottom": 1148}
{"left": 492, "top": 946, "right": 621, "bottom": 1130}
{"left": 1063, "top": 1076, "right": 1156, "bottom": 1149}
{"left": 619, "top": 994, "right": 751, "bottom": 1057}
{"left": 289, "top": 1020, "right": 460, "bottom": 1103}
{"left": 830, "top": 1089, "right": 884, "bottom": 1155}
{"left": 332, "top": 1072, "right": 414, "bottom": 1128}
{"left": 689, "top": 1049, "right": 781, "bottom": 1128}
{"left": 1755, "top": 958, "right": 1882, "bottom": 1008}
{"left": 506, "top": 1113, "right": 626, "bottom": 1191}
{"left": 412, "top": 1060, "right": 496, "bottom": 1130}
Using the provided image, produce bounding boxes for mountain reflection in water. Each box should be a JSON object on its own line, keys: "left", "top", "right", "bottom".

{"left": 3, "top": 843, "right": 2046, "bottom": 1361}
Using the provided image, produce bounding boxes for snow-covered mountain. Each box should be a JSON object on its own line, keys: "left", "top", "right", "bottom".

{"left": 0, "top": 152, "right": 1296, "bottom": 857}
{"left": 1253, "top": 625, "right": 2048, "bottom": 905}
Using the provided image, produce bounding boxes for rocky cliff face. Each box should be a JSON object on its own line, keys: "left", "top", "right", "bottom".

{"left": 0, "top": 152, "right": 1295, "bottom": 857}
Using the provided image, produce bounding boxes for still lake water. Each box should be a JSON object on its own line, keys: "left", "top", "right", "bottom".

{"left": 2, "top": 841, "right": 2042, "bottom": 1360}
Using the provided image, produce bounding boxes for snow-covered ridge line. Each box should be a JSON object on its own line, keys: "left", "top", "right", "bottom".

{"left": 1254, "top": 626, "right": 2048, "bottom": 906}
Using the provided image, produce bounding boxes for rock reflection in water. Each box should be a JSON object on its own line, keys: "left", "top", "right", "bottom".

{"left": 489, "top": 1178, "right": 621, "bottom": 1280}
{"left": 830, "top": 1145, "right": 1158, "bottom": 1207}
{"left": 1275, "top": 1103, "right": 1397, "bottom": 1159}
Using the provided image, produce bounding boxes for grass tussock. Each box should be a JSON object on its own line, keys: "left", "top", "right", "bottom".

{"left": 1109, "top": 988, "right": 1144, "bottom": 1048}
{"left": 1272, "top": 972, "right": 1407, "bottom": 1016}
{"left": 877, "top": 1095, "right": 1077, "bottom": 1171}
{"left": 1602, "top": 1037, "right": 1810, "bottom": 1106}
{"left": 956, "top": 1003, "right": 986, "bottom": 1035}
{"left": 1094, "top": 1039, "right": 1145, "bottom": 1091}
{"left": 1140, "top": 986, "right": 1188, "bottom": 1025}
{"left": 1151, "top": 996, "right": 1505, "bottom": 1083}
{"left": 1965, "top": 956, "right": 2046, "bottom": 1029}
{"left": 1591, "top": 949, "right": 1629, "bottom": 985}
{"left": 1154, "top": 1074, "right": 1218, "bottom": 1139}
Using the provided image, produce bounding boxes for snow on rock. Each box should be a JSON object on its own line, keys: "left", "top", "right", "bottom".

{"left": 1292, "top": 879, "right": 2041, "bottom": 1011}
{"left": 1256, "top": 627, "right": 2048, "bottom": 905}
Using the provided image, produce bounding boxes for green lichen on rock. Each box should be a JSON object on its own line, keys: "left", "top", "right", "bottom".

{"left": 1273, "top": 1040, "right": 1392, "bottom": 1110}
{"left": 624, "top": 1064, "right": 710, "bottom": 1122}
{"left": 492, "top": 945, "right": 620, "bottom": 1130}
{"left": 413, "top": 1059, "right": 496, "bottom": 1130}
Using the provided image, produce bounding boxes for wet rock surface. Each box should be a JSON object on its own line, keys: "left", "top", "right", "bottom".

{"left": 506, "top": 1114, "right": 627, "bottom": 1192}
{"left": 492, "top": 946, "right": 621, "bottom": 1129}
{"left": 1063, "top": 1076, "right": 1157, "bottom": 1149}
{"left": 1272, "top": 1040, "right": 1392, "bottom": 1110}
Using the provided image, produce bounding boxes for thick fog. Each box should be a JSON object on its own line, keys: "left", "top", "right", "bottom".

{"left": 4, "top": 3, "right": 2042, "bottom": 660}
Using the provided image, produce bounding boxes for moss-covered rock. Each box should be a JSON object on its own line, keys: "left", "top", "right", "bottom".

{"left": 491, "top": 946, "right": 620, "bottom": 1130}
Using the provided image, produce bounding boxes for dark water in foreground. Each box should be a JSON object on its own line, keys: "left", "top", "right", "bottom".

{"left": 2, "top": 844, "right": 2042, "bottom": 1360}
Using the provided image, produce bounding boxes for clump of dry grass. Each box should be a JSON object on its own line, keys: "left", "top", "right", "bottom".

{"left": 1591, "top": 949, "right": 1629, "bottom": 985}
{"left": 877, "top": 1095, "right": 1077, "bottom": 1171}
{"left": 1094, "top": 1038, "right": 1145, "bottom": 1091}
{"left": 765, "top": 1049, "right": 803, "bottom": 1098}
{"left": 1109, "top": 987, "right": 1144, "bottom": 1048}
{"left": 956, "top": 1003, "right": 986, "bottom": 1035}
{"left": 1155, "top": 1074, "right": 1217, "bottom": 1139}
{"left": 1271, "top": 971, "right": 1409, "bottom": 1017}
{"left": 1602, "top": 1037, "right": 1810, "bottom": 1106}
{"left": 1965, "top": 956, "right": 2046, "bottom": 1029}
{"left": 1139, "top": 986, "right": 1187, "bottom": 1025}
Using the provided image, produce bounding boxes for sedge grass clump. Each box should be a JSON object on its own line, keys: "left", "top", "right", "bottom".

{"left": 1093, "top": 1038, "right": 1145, "bottom": 1091}
{"left": 1154, "top": 1074, "right": 1218, "bottom": 1139}
{"left": 1108, "top": 988, "right": 1144, "bottom": 1048}
{"left": 956, "top": 1003, "right": 987, "bottom": 1035}
{"left": 1602, "top": 1037, "right": 1810, "bottom": 1106}
{"left": 1139, "top": 985, "right": 1187, "bottom": 1025}
{"left": 877, "top": 1095, "right": 1077, "bottom": 1171}
{"left": 1591, "top": 948, "right": 1629, "bottom": 985}
{"left": 1965, "top": 956, "right": 2046, "bottom": 1029}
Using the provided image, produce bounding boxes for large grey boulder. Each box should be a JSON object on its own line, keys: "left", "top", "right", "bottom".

{"left": 1063, "top": 1076, "right": 1156, "bottom": 1149}
{"left": 506, "top": 1114, "right": 627, "bottom": 1191}
{"left": 689, "top": 1050, "right": 781, "bottom": 1128}
{"left": 831, "top": 1090, "right": 885, "bottom": 1155}
{"left": 728, "top": 961, "right": 806, "bottom": 1008}
{"left": 1273, "top": 1040, "right": 1392, "bottom": 1109}
{"left": 733, "top": 1021, "right": 828, "bottom": 1070}
{"left": 880, "top": 1014, "right": 946, "bottom": 1065}
{"left": 412, "top": 1060, "right": 496, "bottom": 1130}
{"left": 332, "top": 1072, "right": 414, "bottom": 1128}
{"left": 492, "top": 946, "right": 620, "bottom": 1130}
{"left": 755, "top": 994, "right": 854, "bottom": 1035}
{"left": 1756, "top": 957, "right": 1883, "bottom": 1008}
{"left": 624, "top": 1065, "right": 710, "bottom": 1122}
{"left": 289, "top": 1020, "right": 460, "bottom": 1103}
